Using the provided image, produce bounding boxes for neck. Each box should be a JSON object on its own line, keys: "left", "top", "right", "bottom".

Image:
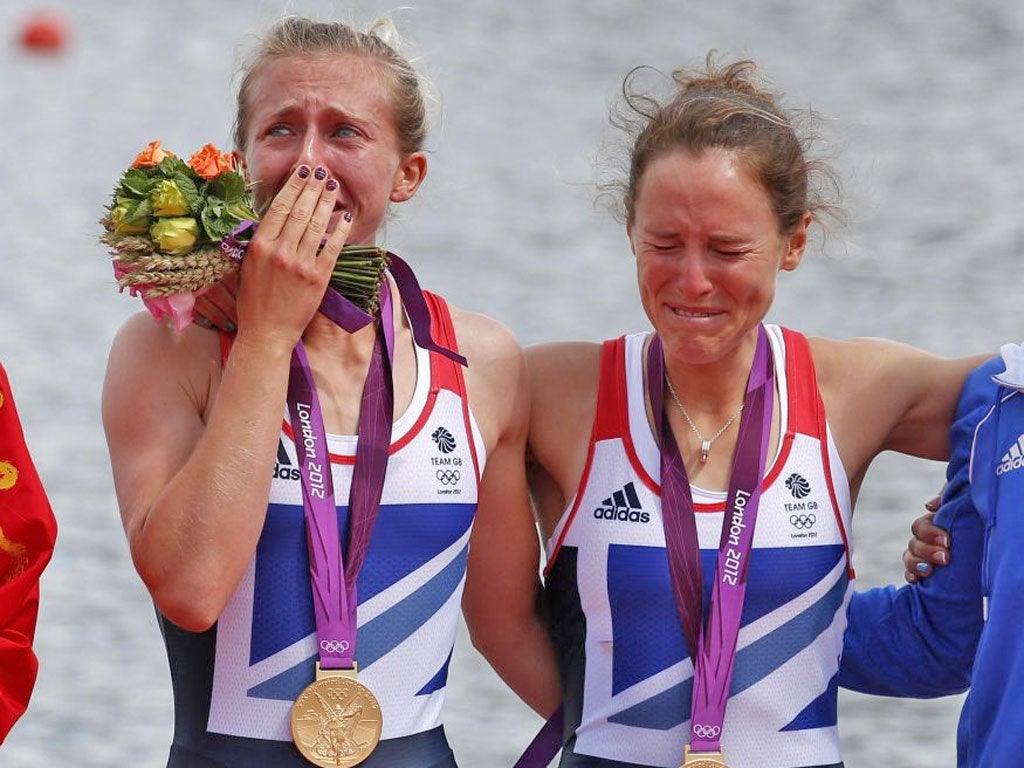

{"left": 302, "top": 313, "right": 377, "bottom": 363}
{"left": 661, "top": 332, "right": 759, "bottom": 417}
{"left": 301, "top": 273, "right": 407, "bottom": 363}
{"left": 298, "top": 280, "right": 412, "bottom": 436}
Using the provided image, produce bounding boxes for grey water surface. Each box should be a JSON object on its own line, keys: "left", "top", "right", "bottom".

{"left": 4, "top": 0, "right": 1022, "bottom": 765}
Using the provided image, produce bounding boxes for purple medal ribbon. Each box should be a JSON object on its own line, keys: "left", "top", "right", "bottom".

{"left": 512, "top": 706, "right": 564, "bottom": 768}
{"left": 285, "top": 263, "right": 465, "bottom": 672}
{"left": 647, "top": 326, "right": 774, "bottom": 756}
{"left": 387, "top": 253, "right": 467, "bottom": 367}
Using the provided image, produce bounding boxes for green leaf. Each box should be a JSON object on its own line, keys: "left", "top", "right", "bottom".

{"left": 201, "top": 200, "right": 237, "bottom": 241}
{"left": 125, "top": 197, "right": 153, "bottom": 223}
{"left": 157, "top": 154, "right": 191, "bottom": 179}
{"left": 172, "top": 172, "right": 202, "bottom": 213}
{"left": 120, "top": 168, "right": 159, "bottom": 198}
{"left": 225, "top": 199, "right": 258, "bottom": 222}
{"left": 207, "top": 172, "right": 247, "bottom": 203}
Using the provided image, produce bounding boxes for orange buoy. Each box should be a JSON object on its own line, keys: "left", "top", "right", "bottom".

{"left": 18, "top": 10, "right": 69, "bottom": 53}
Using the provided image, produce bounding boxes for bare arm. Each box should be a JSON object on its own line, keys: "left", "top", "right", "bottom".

{"left": 459, "top": 314, "right": 561, "bottom": 717}
{"left": 525, "top": 342, "right": 601, "bottom": 539}
{"left": 103, "top": 165, "right": 347, "bottom": 631}
{"left": 811, "top": 337, "right": 989, "bottom": 492}
{"left": 103, "top": 317, "right": 295, "bottom": 630}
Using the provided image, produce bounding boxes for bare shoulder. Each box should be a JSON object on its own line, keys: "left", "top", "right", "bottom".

{"left": 807, "top": 335, "right": 986, "bottom": 392}
{"left": 110, "top": 311, "right": 215, "bottom": 357}
{"left": 446, "top": 304, "right": 524, "bottom": 369}
{"left": 525, "top": 341, "right": 603, "bottom": 402}
{"left": 105, "top": 312, "right": 221, "bottom": 416}
{"left": 443, "top": 304, "right": 527, "bottom": 451}
{"left": 807, "top": 334, "right": 992, "bottom": 472}
{"left": 525, "top": 342, "right": 602, "bottom": 452}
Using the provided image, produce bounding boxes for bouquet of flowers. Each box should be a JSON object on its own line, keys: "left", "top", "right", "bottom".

{"left": 101, "top": 140, "right": 389, "bottom": 331}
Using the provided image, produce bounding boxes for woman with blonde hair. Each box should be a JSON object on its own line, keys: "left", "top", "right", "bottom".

{"left": 103, "top": 16, "right": 557, "bottom": 767}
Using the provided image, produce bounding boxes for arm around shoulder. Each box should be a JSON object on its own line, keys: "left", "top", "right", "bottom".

{"left": 454, "top": 311, "right": 561, "bottom": 716}
{"left": 838, "top": 356, "right": 999, "bottom": 696}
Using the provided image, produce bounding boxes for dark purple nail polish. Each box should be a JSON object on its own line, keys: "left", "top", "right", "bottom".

{"left": 313, "top": 166, "right": 327, "bottom": 180}
{"left": 343, "top": 211, "right": 352, "bottom": 222}
{"left": 325, "top": 178, "right": 338, "bottom": 191}
{"left": 297, "top": 165, "right": 310, "bottom": 179}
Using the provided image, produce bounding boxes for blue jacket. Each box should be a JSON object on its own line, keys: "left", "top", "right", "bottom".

{"left": 839, "top": 355, "right": 1024, "bottom": 766}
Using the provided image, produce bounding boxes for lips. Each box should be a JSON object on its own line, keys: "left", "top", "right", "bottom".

{"left": 671, "top": 306, "right": 720, "bottom": 319}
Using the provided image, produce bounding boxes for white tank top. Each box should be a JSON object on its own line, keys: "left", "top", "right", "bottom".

{"left": 205, "top": 293, "right": 485, "bottom": 745}
{"left": 545, "top": 326, "right": 854, "bottom": 768}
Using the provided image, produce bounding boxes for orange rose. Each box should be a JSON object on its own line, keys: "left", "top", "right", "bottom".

{"left": 131, "top": 140, "right": 173, "bottom": 168}
{"left": 188, "top": 144, "right": 234, "bottom": 180}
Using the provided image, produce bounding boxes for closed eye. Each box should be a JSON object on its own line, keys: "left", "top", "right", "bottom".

{"left": 712, "top": 246, "right": 750, "bottom": 258}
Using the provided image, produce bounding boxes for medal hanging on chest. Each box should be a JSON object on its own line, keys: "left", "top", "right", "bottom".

{"left": 286, "top": 256, "right": 467, "bottom": 766}
{"left": 647, "top": 327, "right": 775, "bottom": 768}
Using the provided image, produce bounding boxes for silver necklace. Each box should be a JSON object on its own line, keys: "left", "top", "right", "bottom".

{"left": 665, "top": 376, "right": 744, "bottom": 464}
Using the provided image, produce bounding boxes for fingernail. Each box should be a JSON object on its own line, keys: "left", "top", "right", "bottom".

{"left": 313, "top": 166, "right": 327, "bottom": 180}
{"left": 325, "top": 178, "right": 338, "bottom": 191}
{"left": 343, "top": 211, "right": 352, "bottom": 222}
{"left": 940, "top": 536, "right": 949, "bottom": 548}
{"left": 915, "top": 562, "right": 930, "bottom": 574}
{"left": 937, "top": 551, "right": 948, "bottom": 565}
{"left": 297, "top": 165, "right": 310, "bottom": 179}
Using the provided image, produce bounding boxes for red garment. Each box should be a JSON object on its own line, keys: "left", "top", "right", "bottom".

{"left": 0, "top": 363, "right": 56, "bottom": 743}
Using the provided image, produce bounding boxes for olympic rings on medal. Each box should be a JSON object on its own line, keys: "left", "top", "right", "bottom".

{"left": 692, "top": 724, "right": 721, "bottom": 739}
{"left": 319, "top": 639, "right": 351, "bottom": 654}
{"left": 436, "top": 469, "right": 460, "bottom": 486}
{"left": 789, "top": 513, "right": 816, "bottom": 530}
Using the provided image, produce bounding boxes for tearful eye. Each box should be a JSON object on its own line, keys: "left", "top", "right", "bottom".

{"left": 645, "top": 241, "right": 679, "bottom": 253}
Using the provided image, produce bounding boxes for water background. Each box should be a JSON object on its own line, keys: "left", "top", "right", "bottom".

{"left": 4, "top": 0, "right": 1023, "bottom": 765}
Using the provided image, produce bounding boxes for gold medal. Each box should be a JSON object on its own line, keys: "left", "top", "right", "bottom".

{"left": 681, "top": 744, "right": 728, "bottom": 768}
{"left": 290, "top": 664, "right": 383, "bottom": 767}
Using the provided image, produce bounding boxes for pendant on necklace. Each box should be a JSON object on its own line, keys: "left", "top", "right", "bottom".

{"left": 700, "top": 440, "right": 711, "bottom": 464}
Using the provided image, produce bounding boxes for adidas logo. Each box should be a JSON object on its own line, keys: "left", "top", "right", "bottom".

{"left": 996, "top": 434, "right": 1024, "bottom": 476}
{"left": 273, "top": 439, "right": 301, "bottom": 481}
{"left": 593, "top": 481, "right": 649, "bottom": 523}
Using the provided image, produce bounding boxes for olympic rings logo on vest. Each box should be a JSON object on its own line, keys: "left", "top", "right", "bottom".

{"left": 789, "top": 513, "right": 816, "bottom": 530}
{"left": 319, "top": 639, "right": 351, "bottom": 654}
{"left": 692, "top": 724, "right": 722, "bottom": 739}
{"left": 436, "top": 469, "right": 460, "bottom": 485}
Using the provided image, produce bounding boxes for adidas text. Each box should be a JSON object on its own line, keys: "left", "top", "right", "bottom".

{"left": 996, "top": 434, "right": 1024, "bottom": 475}
{"left": 593, "top": 506, "right": 650, "bottom": 523}
{"left": 273, "top": 464, "right": 301, "bottom": 481}
{"left": 997, "top": 456, "right": 1024, "bottom": 475}
{"left": 593, "top": 482, "right": 648, "bottom": 523}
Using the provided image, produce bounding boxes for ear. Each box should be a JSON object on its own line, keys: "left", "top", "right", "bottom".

{"left": 390, "top": 151, "right": 428, "bottom": 203}
{"left": 626, "top": 220, "right": 637, "bottom": 256}
{"left": 780, "top": 211, "right": 812, "bottom": 271}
